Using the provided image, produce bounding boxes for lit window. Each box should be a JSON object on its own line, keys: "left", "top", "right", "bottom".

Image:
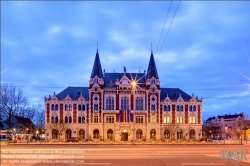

{"left": 151, "top": 116, "right": 156, "bottom": 123}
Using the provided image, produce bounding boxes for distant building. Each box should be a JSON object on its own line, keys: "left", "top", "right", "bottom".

{"left": 45, "top": 49, "right": 203, "bottom": 142}
{"left": 203, "top": 113, "right": 245, "bottom": 140}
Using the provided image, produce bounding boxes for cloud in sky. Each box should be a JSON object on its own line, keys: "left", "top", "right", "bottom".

{"left": 1, "top": 1, "right": 250, "bottom": 121}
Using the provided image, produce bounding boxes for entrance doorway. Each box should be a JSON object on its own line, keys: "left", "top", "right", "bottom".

{"left": 121, "top": 129, "right": 128, "bottom": 141}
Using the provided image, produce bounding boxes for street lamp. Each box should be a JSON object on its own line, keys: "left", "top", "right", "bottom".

{"left": 26, "top": 128, "right": 29, "bottom": 144}
{"left": 132, "top": 80, "right": 136, "bottom": 144}
{"left": 36, "top": 130, "right": 39, "bottom": 139}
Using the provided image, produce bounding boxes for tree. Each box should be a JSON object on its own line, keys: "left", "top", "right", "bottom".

{"left": 164, "top": 123, "right": 179, "bottom": 140}
{"left": 46, "top": 122, "right": 70, "bottom": 142}
{"left": 235, "top": 114, "right": 248, "bottom": 139}
{"left": 0, "top": 84, "right": 29, "bottom": 129}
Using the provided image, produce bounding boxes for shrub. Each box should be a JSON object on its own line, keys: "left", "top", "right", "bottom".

{"left": 201, "top": 136, "right": 207, "bottom": 141}
{"left": 17, "top": 135, "right": 21, "bottom": 140}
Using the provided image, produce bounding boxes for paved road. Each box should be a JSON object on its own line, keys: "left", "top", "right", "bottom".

{"left": 1, "top": 144, "right": 250, "bottom": 166}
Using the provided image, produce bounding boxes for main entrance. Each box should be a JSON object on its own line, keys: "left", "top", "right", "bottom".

{"left": 121, "top": 129, "right": 128, "bottom": 141}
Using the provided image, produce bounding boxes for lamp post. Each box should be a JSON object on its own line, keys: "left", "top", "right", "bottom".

{"left": 26, "top": 128, "right": 29, "bottom": 145}
{"left": 132, "top": 81, "right": 136, "bottom": 144}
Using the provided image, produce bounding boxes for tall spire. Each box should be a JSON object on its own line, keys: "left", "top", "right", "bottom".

{"left": 90, "top": 46, "right": 103, "bottom": 78}
{"left": 146, "top": 50, "right": 159, "bottom": 79}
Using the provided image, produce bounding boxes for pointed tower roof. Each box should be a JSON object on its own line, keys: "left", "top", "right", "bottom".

{"left": 146, "top": 51, "right": 159, "bottom": 79}
{"left": 90, "top": 49, "right": 103, "bottom": 78}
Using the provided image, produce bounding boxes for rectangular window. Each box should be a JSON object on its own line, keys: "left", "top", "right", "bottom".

{"left": 94, "top": 116, "right": 98, "bottom": 123}
{"left": 94, "top": 104, "right": 98, "bottom": 111}
{"left": 136, "top": 116, "right": 143, "bottom": 123}
{"left": 167, "top": 117, "right": 170, "bottom": 123}
{"left": 163, "top": 117, "right": 167, "bottom": 123}
{"left": 180, "top": 117, "right": 183, "bottom": 123}
{"left": 151, "top": 116, "right": 156, "bottom": 123}
{"left": 189, "top": 117, "right": 192, "bottom": 123}
{"left": 151, "top": 105, "right": 155, "bottom": 111}
{"left": 106, "top": 116, "right": 114, "bottom": 123}
{"left": 176, "top": 117, "right": 179, "bottom": 123}
{"left": 192, "top": 117, "right": 196, "bottom": 123}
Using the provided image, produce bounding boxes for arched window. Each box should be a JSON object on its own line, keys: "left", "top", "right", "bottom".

{"left": 69, "top": 116, "right": 72, "bottom": 123}
{"left": 51, "top": 116, "right": 55, "bottom": 123}
{"left": 52, "top": 129, "right": 58, "bottom": 139}
{"left": 55, "top": 116, "right": 58, "bottom": 123}
{"left": 82, "top": 105, "right": 85, "bottom": 111}
{"left": 79, "top": 130, "right": 85, "bottom": 139}
{"left": 78, "top": 116, "right": 81, "bottom": 123}
{"left": 55, "top": 104, "right": 58, "bottom": 110}
{"left": 82, "top": 116, "right": 85, "bottom": 123}
{"left": 177, "top": 105, "right": 180, "bottom": 111}
{"left": 193, "top": 105, "right": 196, "bottom": 111}
{"left": 189, "top": 105, "right": 192, "bottom": 111}
{"left": 93, "top": 129, "right": 99, "bottom": 139}
{"left": 136, "top": 97, "right": 143, "bottom": 110}
{"left": 69, "top": 104, "right": 72, "bottom": 111}
{"left": 107, "top": 129, "right": 113, "bottom": 139}
{"left": 180, "top": 105, "right": 183, "bottom": 111}
{"left": 66, "top": 129, "right": 72, "bottom": 139}
{"left": 136, "top": 129, "right": 143, "bottom": 139}
{"left": 51, "top": 104, "right": 55, "bottom": 110}
{"left": 65, "top": 104, "right": 68, "bottom": 111}
{"left": 121, "top": 97, "right": 129, "bottom": 110}
{"left": 106, "top": 97, "right": 114, "bottom": 110}
{"left": 177, "top": 130, "right": 183, "bottom": 139}
{"left": 150, "top": 129, "right": 156, "bottom": 139}
{"left": 78, "top": 105, "right": 81, "bottom": 111}
{"left": 168, "top": 105, "right": 171, "bottom": 111}
{"left": 190, "top": 130, "right": 196, "bottom": 139}
{"left": 164, "top": 130, "right": 170, "bottom": 139}
{"left": 65, "top": 116, "right": 68, "bottom": 123}
{"left": 164, "top": 105, "right": 167, "bottom": 111}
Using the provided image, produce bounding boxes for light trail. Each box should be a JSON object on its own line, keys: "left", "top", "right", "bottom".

{"left": 1, "top": 56, "right": 27, "bottom": 75}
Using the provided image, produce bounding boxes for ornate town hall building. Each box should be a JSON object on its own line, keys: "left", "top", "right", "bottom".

{"left": 45, "top": 49, "right": 203, "bottom": 142}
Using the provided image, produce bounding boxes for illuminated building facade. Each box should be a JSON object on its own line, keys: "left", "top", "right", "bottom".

{"left": 45, "top": 49, "right": 203, "bottom": 142}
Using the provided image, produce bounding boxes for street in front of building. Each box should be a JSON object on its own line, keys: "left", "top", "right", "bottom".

{"left": 1, "top": 144, "right": 250, "bottom": 166}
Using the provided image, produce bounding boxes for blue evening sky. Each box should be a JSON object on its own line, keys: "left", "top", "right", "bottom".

{"left": 1, "top": 1, "right": 250, "bottom": 121}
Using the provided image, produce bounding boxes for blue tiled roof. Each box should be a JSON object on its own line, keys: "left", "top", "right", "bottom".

{"left": 104, "top": 73, "right": 146, "bottom": 88}
{"left": 160, "top": 88, "right": 192, "bottom": 101}
{"left": 146, "top": 52, "right": 159, "bottom": 79}
{"left": 56, "top": 87, "right": 89, "bottom": 100}
{"left": 205, "top": 113, "right": 243, "bottom": 121}
{"left": 90, "top": 50, "right": 103, "bottom": 78}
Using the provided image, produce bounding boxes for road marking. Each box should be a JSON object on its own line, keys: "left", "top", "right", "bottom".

{"left": 182, "top": 163, "right": 224, "bottom": 165}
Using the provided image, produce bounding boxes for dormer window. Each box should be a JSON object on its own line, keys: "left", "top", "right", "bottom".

{"left": 94, "top": 78, "right": 98, "bottom": 84}
{"left": 151, "top": 79, "right": 156, "bottom": 85}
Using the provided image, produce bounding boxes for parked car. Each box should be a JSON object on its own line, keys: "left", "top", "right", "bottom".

{"left": 67, "top": 137, "right": 79, "bottom": 142}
